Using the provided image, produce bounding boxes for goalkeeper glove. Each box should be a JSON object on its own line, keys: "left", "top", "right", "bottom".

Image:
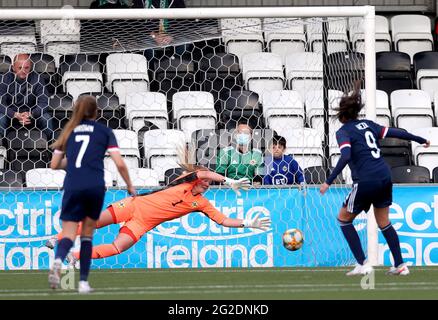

{"left": 242, "top": 213, "right": 271, "bottom": 231}
{"left": 223, "top": 177, "right": 251, "bottom": 196}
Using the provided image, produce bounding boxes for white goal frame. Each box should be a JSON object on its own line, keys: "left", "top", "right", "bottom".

{"left": 0, "top": 6, "right": 379, "bottom": 266}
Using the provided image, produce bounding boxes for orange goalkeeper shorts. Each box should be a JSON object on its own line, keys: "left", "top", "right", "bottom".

{"left": 108, "top": 197, "right": 148, "bottom": 242}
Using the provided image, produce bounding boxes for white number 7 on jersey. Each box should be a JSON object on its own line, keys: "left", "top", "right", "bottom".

{"left": 75, "top": 135, "right": 90, "bottom": 168}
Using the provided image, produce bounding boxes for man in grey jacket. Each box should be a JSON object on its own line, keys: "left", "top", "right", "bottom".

{"left": 0, "top": 53, "right": 53, "bottom": 141}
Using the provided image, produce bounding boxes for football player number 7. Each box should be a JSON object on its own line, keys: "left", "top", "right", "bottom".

{"left": 365, "top": 131, "right": 380, "bottom": 159}
{"left": 75, "top": 135, "right": 90, "bottom": 168}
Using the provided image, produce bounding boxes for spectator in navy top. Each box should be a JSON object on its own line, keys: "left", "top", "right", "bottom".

{"left": 0, "top": 53, "right": 53, "bottom": 140}
{"left": 48, "top": 95, "right": 135, "bottom": 294}
{"left": 263, "top": 135, "right": 305, "bottom": 186}
{"left": 320, "top": 82, "right": 430, "bottom": 277}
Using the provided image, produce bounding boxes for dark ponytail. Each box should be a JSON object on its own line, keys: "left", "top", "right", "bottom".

{"left": 334, "top": 81, "right": 363, "bottom": 123}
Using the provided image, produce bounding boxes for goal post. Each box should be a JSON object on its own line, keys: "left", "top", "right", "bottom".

{"left": 0, "top": 6, "right": 379, "bottom": 269}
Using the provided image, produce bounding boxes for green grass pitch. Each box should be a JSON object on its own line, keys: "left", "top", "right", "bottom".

{"left": 0, "top": 267, "right": 437, "bottom": 300}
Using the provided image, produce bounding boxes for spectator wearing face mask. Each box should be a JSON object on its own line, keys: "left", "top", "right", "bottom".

{"left": 215, "top": 122, "right": 264, "bottom": 184}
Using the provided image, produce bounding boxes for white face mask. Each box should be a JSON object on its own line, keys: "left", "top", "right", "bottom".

{"left": 235, "top": 133, "right": 251, "bottom": 145}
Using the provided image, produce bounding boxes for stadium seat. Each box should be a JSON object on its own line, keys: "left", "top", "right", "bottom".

{"left": 285, "top": 52, "right": 323, "bottom": 100}
{"left": 29, "top": 53, "right": 57, "bottom": 95}
{"left": 151, "top": 53, "right": 198, "bottom": 111}
{"left": 379, "top": 135, "right": 412, "bottom": 168}
{"left": 105, "top": 53, "right": 149, "bottom": 105}
{"left": 304, "top": 166, "right": 343, "bottom": 184}
{"left": 104, "top": 129, "right": 140, "bottom": 182}
{"left": 219, "top": 90, "right": 263, "bottom": 130}
{"left": 0, "top": 142, "right": 6, "bottom": 170}
{"left": 304, "top": 89, "right": 344, "bottom": 139}
{"left": 413, "top": 51, "right": 438, "bottom": 100}
{"left": 48, "top": 93, "right": 74, "bottom": 131}
{"left": 326, "top": 51, "right": 365, "bottom": 93}
{"left": 117, "top": 168, "right": 160, "bottom": 187}
{"left": 433, "top": 91, "right": 438, "bottom": 126}
{"left": 198, "top": 52, "right": 243, "bottom": 112}
{"left": 390, "top": 89, "right": 433, "bottom": 131}
{"left": 410, "top": 127, "right": 438, "bottom": 179}
{"left": 6, "top": 128, "right": 50, "bottom": 174}
{"left": 142, "top": 129, "right": 186, "bottom": 182}
{"left": 220, "top": 18, "right": 264, "bottom": 64}
{"left": 60, "top": 54, "right": 103, "bottom": 101}
{"left": 40, "top": 19, "right": 81, "bottom": 66}
{"left": 433, "top": 167, "right": 438, "bottom": 183}
{"left": 376, "top": 51, "right": 413, "bottom": 95}
{"left": 80, "top": 92, "right": 122, "bottom": 129}
{"left": 262, "top": 90, "right": 305, "bottom": 132}
{"left": 190, "top": 129, "right": 232, "bottom": 169}
{"left": 0, "top": 170, "right": 24, "bottom": 188}
{"left": 0, "top": 54, "right": 11, "bottom": 73}
{"left": 125, "top": 92, "right": 168, "bottom": 133}
{"left": 0, "top": 22, "right": 36, "bottom": 59}
{"left": 391, "top": 165, "right": 430, "bottom": 183}
{"left": 164, "top": 167, "right": 185, "bottom": 185}
{"left": 280, "top": 128, "right": 324, "bottom": 169}
{"left": 172, "top": 91, "right": 217, "bottom": 141}
{"left": 349, "top": 15, "right": 392, "bottom": 53}
{"left": 360, "top": 89, "right": 392, "bottom": 127}
{"left": 25, "top": 168, "right": 66, "bottom": 188}
{"left": 263, "top": 18, "right": 306, "bottom": 63}
{"left": 306, "top": 18, "right": 349, "bottom": 54}
{"left": 391, "top": 15, "right": 433, "bottom": 63}
{"left": 241, "top": 52, "right": 285, "bottom": 97}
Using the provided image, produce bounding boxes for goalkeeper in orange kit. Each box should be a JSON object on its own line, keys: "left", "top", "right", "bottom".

{"left": 46, "top": 164, "right": 270, "bottom": 262}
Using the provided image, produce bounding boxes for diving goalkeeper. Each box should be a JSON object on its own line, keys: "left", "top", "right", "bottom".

{"left": 46, "top": 165, "right": 270, "bottom": 262}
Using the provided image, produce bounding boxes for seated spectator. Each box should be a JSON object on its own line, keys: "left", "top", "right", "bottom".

{"left": 132, "top": 0, "right": 193, "bottom": 60}
{"left": 216, "top": 122, "right": 264, "bottom": 184}
{"left": 263, "top": 135, "right": 305, "bottom": 186}
{"left": 0, "top": 54, "right": 53, "bottom": 141}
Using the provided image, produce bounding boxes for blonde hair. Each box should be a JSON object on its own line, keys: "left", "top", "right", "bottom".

{"left": 50, "top": 96, "right": 98, "bottom": 151}
{"left": 177, "top": 144, "right": 209, "bottom": 174}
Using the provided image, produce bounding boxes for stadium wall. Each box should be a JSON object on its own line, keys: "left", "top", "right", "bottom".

{"left": 0, "top": 185, "right": 437, "bottom": 270}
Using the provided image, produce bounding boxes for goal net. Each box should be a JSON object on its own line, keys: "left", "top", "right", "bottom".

{"left": 0, "top": 6, "right": 378, "bottom": 270}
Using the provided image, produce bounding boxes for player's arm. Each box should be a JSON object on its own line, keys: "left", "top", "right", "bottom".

{"left": 383, "top": 127, "right": 430, "bottom": 147}
{"left": 50, "top": 150, "right": 67, "bottom": 170}
{"left": 196, "top": 170, "right": 250, "bottom": 196}
{"left": 221, "top": 214, "right": 270, "bottom": 231}
{"left": 201, "top": 201, "right": 270, "bottom": 231}
{"left": 320, "top": 131, "right": 351, "bottom": 195}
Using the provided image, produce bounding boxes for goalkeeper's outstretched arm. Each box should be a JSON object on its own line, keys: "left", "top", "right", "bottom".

{"left": 221, "top": 213, "right": 271, "bottom": 231}
{"left": 197, "top": 170, "right": 250, "bottom": 196}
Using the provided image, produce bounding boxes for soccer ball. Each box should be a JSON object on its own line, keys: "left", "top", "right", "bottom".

{"left": 282, "top": 228, "right": 304, "bottom": 251}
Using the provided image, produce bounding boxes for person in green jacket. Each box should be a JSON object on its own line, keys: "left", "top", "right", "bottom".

{"left": 216, "top": 122, "right": 264, "bottom": 185}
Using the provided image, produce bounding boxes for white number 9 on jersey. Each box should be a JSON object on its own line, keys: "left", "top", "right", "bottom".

{"left": 365, "top": 131, "right": 380, "bottom": 159}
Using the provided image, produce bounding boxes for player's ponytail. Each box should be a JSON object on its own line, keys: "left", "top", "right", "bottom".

{"left": 334, "top": 81, "right": 364, "bottom": 123}
{"left": 50, "top": 96, "right": 98, "bottom": 152}
{"left": 177, "top": 144, "right": 209, "bottom": 174}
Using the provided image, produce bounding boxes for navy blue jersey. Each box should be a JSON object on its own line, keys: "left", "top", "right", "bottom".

{"left": 58, "top": 120, "right": 118, "bottom": 190}
{"left": 335, "top": 119, "right": 390, "bottom": 182}
{"left": 263, "top": 154, "right": 305, "bottom": 185}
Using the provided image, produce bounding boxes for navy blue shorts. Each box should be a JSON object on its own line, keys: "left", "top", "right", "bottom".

{"left": 60, "top": 187, "right": 106, "bottom": 222}
{"left": 343, "top": 178, "right": 392, "bottom": 214}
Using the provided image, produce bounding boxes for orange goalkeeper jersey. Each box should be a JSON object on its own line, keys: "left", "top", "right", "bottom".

{"left": 111, "top": 171, "right": 227, "bottom": 233}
